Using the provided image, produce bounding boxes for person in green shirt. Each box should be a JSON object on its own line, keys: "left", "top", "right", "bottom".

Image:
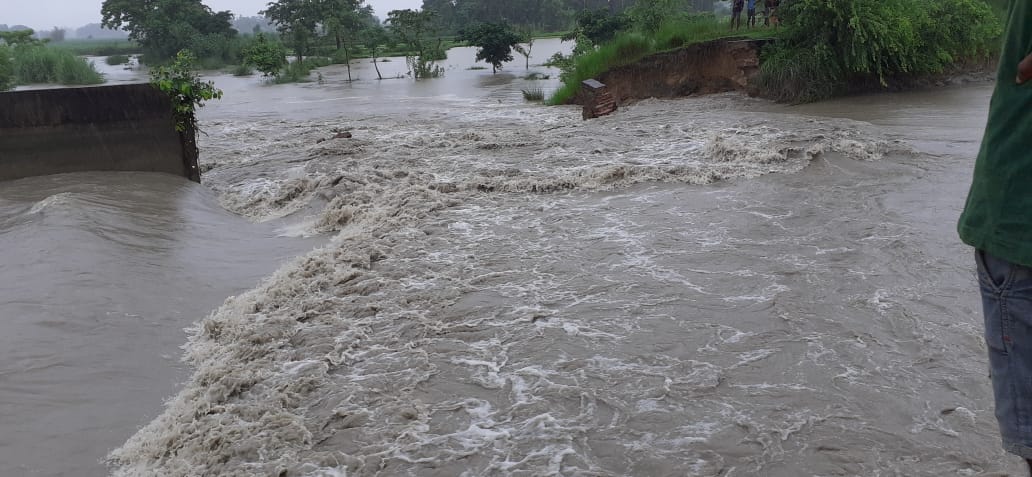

{"left": 959, "top": 1, "right": 1032, "bottom": 473}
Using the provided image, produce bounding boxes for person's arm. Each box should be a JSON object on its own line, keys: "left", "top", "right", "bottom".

{"left": 1019, "top": 53, "right": 1032, "bottom": 84}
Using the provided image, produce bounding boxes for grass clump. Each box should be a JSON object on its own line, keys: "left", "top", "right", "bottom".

{"left": 12, "top": 46, "right": 104, "bottom": 85}
{"left": 524, "top": 72, "right": 550, "bottom": 80}
{"left": 521, "top": 87, "right": 545, "bottom": 101}
{"left": 105, "top": 54, "right": 130, "bottom": 65}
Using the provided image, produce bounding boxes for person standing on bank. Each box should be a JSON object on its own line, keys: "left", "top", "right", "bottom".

{"left": 730, "top": 0, "right": 744, "bottom": 30}
{"left": 959, "top": 2, "right": 1032, "bottom": 474}
{"left": 747, "top": 0, "right": 758, "bottom": 28}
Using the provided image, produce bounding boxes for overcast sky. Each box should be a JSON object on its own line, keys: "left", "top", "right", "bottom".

{"left": 4, "top": 0, "right": 422, "bottom": 31}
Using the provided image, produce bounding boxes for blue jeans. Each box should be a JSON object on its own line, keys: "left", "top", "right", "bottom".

{"left": 977, "top": 249, "right": 1032, "bottom": 459}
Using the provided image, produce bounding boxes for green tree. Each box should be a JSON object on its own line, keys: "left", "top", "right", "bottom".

{"left": 626, "top": 0, "right": 686, "bottom": 34}
{"left": 48, "top": 27, "right": 67, "bottom": 42}
{"left": 261, "top": 0, "right": 323, "bottom": 64}
{"left": 387, "top": 9, "right": 445, "bottom": 78}
{"left": 0, "top": 45, "right": 14, "bottom": 91}
{"left": 244, "top": 33, "right": 287, "bottom": 76}
{"left": 460, "top": 22, "right": 523, "bottom": 73}
{"left": 0, "top": 30, "right": 44, "bottom": 47}
{"left": 561, "top": 9, "right": 628, "bottom": 46}
{"left": 513, "top": 28, "right": 534, "bottom": 70}
{"left": 321, "top": 0, "right": 373, "bottom": 81}
{"left": 101, "top": 0, "right": 237, "bottom": 61}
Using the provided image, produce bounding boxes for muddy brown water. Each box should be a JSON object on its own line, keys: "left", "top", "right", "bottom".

{"left": 1, "top": 44, "right": 1019, "bottom": 476}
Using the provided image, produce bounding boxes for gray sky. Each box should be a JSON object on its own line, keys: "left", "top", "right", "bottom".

{"left": 4, "top": 0, "right": 422, "bottom": 32}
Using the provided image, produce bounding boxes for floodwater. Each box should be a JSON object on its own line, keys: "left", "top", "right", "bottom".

{"left": 1, "top": 40, "right": 1021, "bottom": 476}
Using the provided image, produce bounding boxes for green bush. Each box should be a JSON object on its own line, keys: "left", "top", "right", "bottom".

{"left": 150, "top": 50, "right": 222, "bottom": 132}
{"left": 105, "top": 54, "right": 130, "bottom": 65}
{"left": 245, "top": 33, "right": 287, "bottom": 76}
{"left": 11, "top": 45, "right": 104, "bottom": 85}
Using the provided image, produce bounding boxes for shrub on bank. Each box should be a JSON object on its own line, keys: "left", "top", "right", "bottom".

{"left": 11, "top": 46, "right": 104, "bottom": 85}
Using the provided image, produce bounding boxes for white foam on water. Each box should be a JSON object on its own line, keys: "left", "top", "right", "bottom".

{"left": 107, "top": 94, "right": 1015, "bottom": 476}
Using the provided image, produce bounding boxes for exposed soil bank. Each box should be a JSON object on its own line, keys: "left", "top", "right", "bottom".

{"left": 574, "top": 38, "right": 994, "bottom": 107}
{"left": 575, "top": 38, "right": 770, "bottom": 105}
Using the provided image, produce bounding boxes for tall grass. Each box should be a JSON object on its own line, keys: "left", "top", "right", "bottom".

{"left": 654, "top": 16, "right": 772, "bottom": 50}
{"left": 757, "top": 0, "right": 1001, "bottom": 103}
{"left": 54, "top": 39, "right": 141, "bottom": 56}
{"left": 12, "top": 46, "right": 104, "bottom": 85}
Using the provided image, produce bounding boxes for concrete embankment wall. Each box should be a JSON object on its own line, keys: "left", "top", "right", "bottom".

{"left": 0, "top": 83, "right": 197, "bottom": 182}
{"left": 586, "top": 38, "right": 771, "bottom": 105}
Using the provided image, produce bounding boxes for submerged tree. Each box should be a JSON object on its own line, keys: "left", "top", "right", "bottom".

{"left": 387, "top": 9, "right": 445, "bottom": 78}
{"left": 460, "top": 22, "right": 522, "bottom": 74}
{"left": 513, "top": 28, "right": 534, "bottom": 70}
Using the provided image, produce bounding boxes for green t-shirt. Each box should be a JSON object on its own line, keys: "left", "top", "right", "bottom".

{"left": 958, "top": 0, "right": 1032, "bottom": 267}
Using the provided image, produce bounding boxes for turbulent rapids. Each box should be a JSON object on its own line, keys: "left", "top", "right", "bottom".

{"left": 94, "top": 88, "right": 1022, "bottom": 476}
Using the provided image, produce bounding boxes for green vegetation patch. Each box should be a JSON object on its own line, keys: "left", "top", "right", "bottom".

{"left": 55, "top": 39, "right": 141, "bottom": 56}
{"left": 756, "top": 0, "right": 1003, "bottom": 103}
{"left": 12, "top": 45, "right": 105, "bottom": 85}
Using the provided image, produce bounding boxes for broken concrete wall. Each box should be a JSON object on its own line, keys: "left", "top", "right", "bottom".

{"left": 0, "top": 83, "right": 197, "bottom": 182}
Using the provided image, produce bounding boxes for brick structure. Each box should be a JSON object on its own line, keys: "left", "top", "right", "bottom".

{"left": 581, "top": 79, "right": 618, "bottom": 120}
